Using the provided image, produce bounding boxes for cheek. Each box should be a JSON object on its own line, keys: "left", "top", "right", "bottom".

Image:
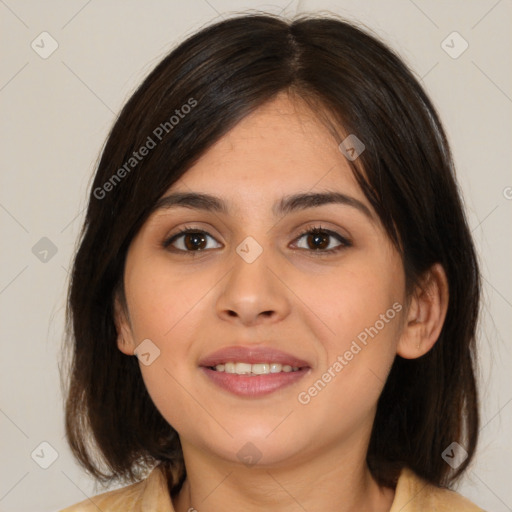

{"left": 294, "top": 256, "right": 404, "bottom": 349}
{"left": 123, "top": 257, "right": 220, "bottom": 432}
{"left": 293, "top": 255, "right": 404, "bottom": 413}
{"left": 124, "top": 255, "right": 213, "bottom": 341}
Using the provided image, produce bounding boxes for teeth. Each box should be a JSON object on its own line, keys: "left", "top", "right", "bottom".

{"left": 212, "top": 362, "right": 300, "bottom": 375}
{"left": 270, "top": 363, "right": 281, "bottom": 373}
{"left": 252, "top": 363, "right": 269, "bottom": 375}
{"left": 235, "top": 362, "right": 252, "bottom": 374}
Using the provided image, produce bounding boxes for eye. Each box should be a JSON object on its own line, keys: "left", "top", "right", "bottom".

{"left": 163, "top": 225, "right": 350, "bottom": 254}
{"left": 292, "top": 226, "right": 351, "bottom": 254}
{"left": 163, "top": 227, "right": 222, "bottom": 252}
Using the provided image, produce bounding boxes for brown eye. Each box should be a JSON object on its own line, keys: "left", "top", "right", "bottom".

{"left": 164, "top": 229, "right": 222, "bottom": 252}
{"left": 305, "top": 231, "right": 330, "bottom": 250}
{"left": 183, "top": 232, "right": 207, "bottom": 250}
{"left": 293, "top": 227, "right": 351, "bottom": 253}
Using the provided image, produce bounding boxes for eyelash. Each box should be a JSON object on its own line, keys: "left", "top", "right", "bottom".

{"left": 162, "top": 224, "right": 352, "bottom": 256}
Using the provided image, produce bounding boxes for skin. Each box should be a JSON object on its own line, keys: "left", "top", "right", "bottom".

{"left": 116, "top": 91, "right": 448, "bottom": 512}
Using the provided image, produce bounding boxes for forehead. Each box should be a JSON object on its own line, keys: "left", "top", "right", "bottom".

{"left": 170, "top": 93, "right": 364, "bottom": 204}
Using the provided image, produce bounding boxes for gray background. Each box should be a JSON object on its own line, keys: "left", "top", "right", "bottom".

{"left": 0, "top": 1, "right": 511, "bottom": 511}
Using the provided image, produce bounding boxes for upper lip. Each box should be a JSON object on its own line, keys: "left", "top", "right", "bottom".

{"left": 199, "top": 345, "right": 311, "bottom": 368}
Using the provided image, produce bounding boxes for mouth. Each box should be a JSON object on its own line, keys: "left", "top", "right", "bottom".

{"left": 198, "top": 346, "right": 311, "bottom": 397}
{"left": 209, "top": 362, "right": 302, "bottom": 375}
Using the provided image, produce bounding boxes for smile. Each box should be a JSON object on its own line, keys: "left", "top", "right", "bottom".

{"left": 198, "top": 345, "right": 311, "bottom": 397}
{"left": 210, "top": 362, "right": 301, "bottom": 375}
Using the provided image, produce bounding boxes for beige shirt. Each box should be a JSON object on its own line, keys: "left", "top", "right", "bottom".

{"left": 59, "top": 465, "right": 485, "bottom": 511}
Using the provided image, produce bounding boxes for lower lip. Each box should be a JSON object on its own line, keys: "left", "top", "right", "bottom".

{"left": 200, "top": 367, "right": 310, "bottom": 397}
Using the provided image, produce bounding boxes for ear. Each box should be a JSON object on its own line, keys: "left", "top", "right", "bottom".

{"left": 397, "top": 263, "right": 449, "bottom": 359}
{"left": 113, "top": 291, "right": 135, "bottom": 356}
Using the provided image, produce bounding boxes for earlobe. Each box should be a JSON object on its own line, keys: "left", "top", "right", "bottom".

{"left": 113, "top": 294, "right": 135, "bottom": 356}
{"left": 117, "top": 331, "right": 135, "bottom": 356}
{"left": 397, "top": 263, "right": 449, "bottom": 359}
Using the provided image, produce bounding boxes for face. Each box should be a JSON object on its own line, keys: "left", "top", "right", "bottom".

{"left": 116, "top": 92, "right": 408, "bottom": 470}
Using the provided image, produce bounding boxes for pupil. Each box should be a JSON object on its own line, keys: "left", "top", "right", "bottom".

{"left": 185, "top": 233, "right": 206, "bottom": 250}
{"left": 308, "top": 232, "right": 328, "bottom": 250}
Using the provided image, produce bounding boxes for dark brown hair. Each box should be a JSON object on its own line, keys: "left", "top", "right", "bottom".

{"left": 62, "top": 12, "right": 480, "bottom": 492}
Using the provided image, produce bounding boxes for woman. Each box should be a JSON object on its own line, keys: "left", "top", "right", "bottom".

{"left": 60, "top": 13, "right": 484, "bottom": 511}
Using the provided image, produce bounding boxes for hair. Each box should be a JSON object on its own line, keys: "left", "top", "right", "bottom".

{"left": 62, "top": 12, "right": 480, "bottom": 493}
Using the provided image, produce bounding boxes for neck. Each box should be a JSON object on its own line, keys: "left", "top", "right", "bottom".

{"left": 172, "top": 435, "right": 395, "bottom": 512}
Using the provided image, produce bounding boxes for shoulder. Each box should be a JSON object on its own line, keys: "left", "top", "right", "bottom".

{"left": 58, "top": 465, "right": 174, "bottom": 512}
{"left": 390, "top": 467, "right": 487, "bottom": 512}
{"left": 58, "top": 479, "right": 146, "bottom": 512}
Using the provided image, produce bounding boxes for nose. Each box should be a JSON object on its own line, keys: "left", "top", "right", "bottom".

{"left": 215, "top": 247, "right": 291, "bottom": 327}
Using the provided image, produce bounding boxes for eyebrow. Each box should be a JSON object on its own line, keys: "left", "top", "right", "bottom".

{"left": 152, "top": 191, "right": 374, "bottom": 220}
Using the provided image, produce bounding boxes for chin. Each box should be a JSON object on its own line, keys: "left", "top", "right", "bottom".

{"left": 206, "top": 428, "right": 310, "bottom": 468}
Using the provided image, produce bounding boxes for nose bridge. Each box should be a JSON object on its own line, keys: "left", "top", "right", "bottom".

{"left": 215, "top": 234, "right": 289, "bottom": 324}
